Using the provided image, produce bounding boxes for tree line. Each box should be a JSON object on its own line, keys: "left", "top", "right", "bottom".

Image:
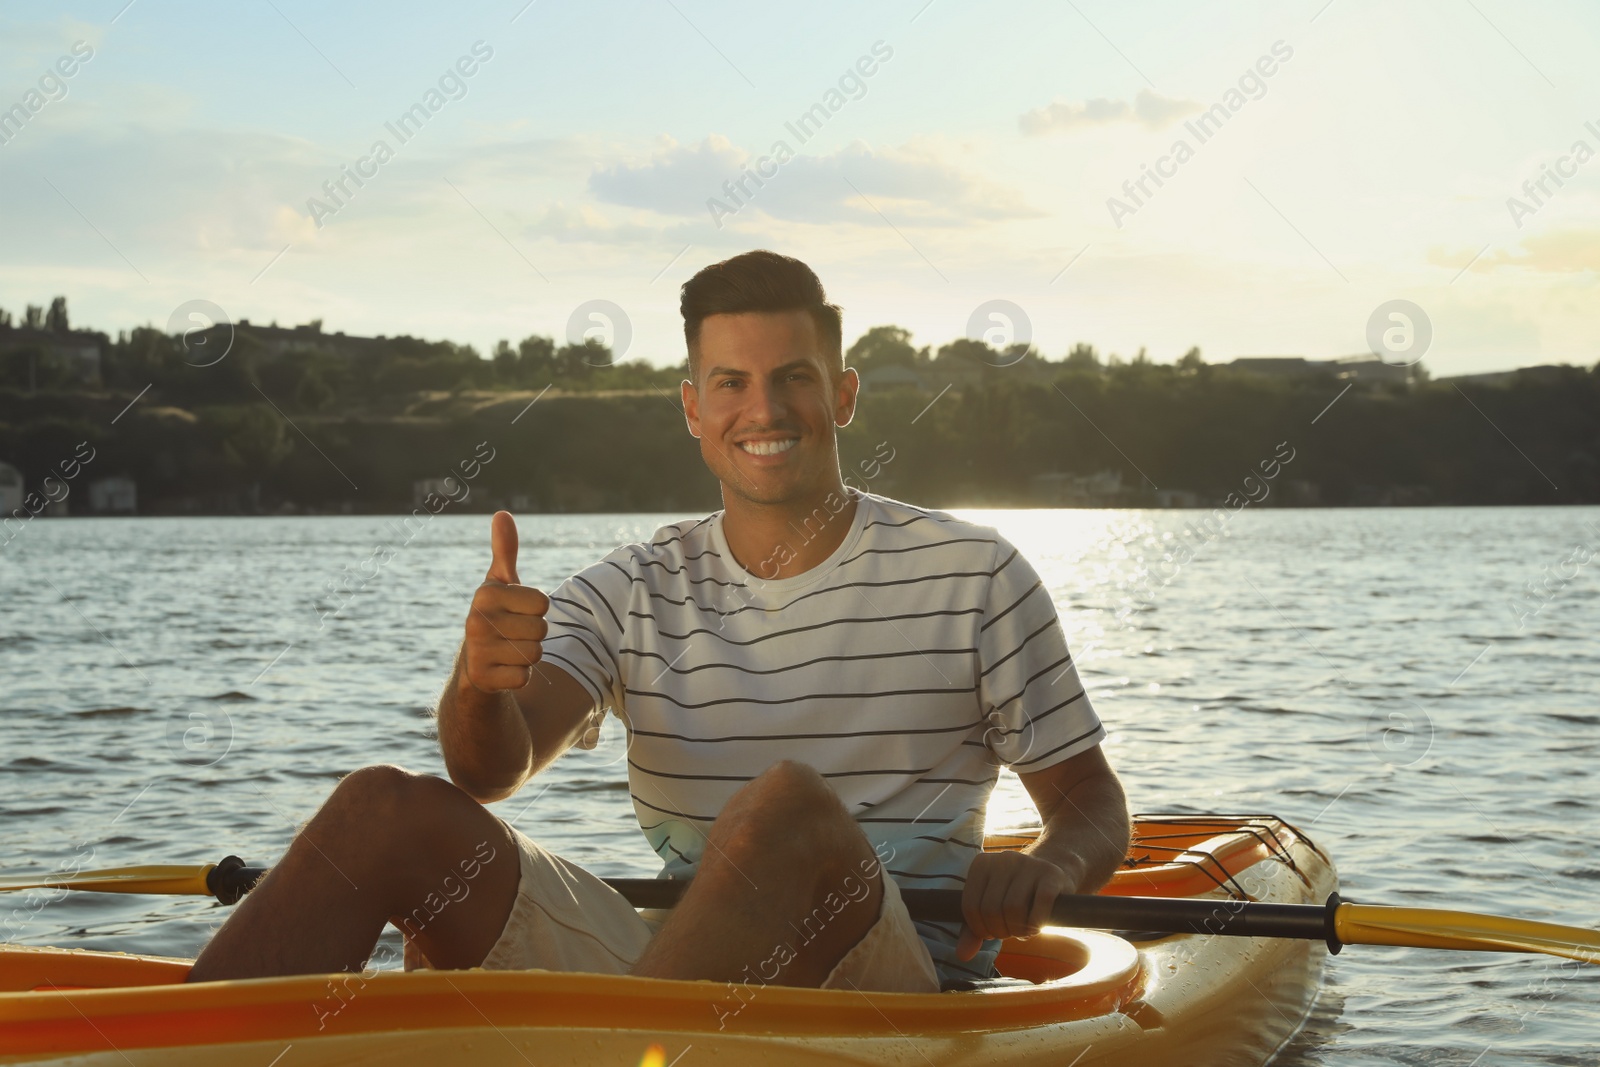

{"left": 0, "top": 315, "right": 1596, "bottom": 512}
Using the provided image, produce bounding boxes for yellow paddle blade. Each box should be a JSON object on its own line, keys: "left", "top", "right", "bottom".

{"left": 0, "top": 864, "right": 215, "bottom": 897}
{"left": 1337, "top": 903, "right": 1600, "bottom": 964}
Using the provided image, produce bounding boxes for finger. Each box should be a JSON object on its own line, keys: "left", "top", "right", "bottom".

{"left": 960, "top": 857, "right": 993, "bottom": 943}
{"left": 480, "top": 638, "right": 543, "bottom": 667}
{"left": 1027, "top": 876, "right": 1060, "bottom": 936}
{"left": 955, "top": 925, "right": 982, "bottom": 962}
{"left": 487, "top": 511, "right": 519, "bottom": 585}
{"left": 472, "top": 585, "right": 550, "bottom": 620}
{"left": 469, "top": 663, "right": 534, "bottom": 692}
{"left": 1000, "top": 874, "right": 1040, "bottom": 939}
{"left": 469, "top": 615, "right": 548, "bottom": 645}
{"left": 976, "top": 862, "right": 1016, "bottom": 941}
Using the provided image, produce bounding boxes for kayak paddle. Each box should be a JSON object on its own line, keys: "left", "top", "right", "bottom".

{"left": 4, "top": 856, "right": 1596, "bottom": 965}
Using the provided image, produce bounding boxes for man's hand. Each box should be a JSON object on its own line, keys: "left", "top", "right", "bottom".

{"left": 462, "top": 511, "right": 550, "bottom": 693}
{"left": 955, "top": 849, "right": 1078, "bottom": 960}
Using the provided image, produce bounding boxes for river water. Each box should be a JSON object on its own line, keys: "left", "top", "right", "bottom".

{"left": 2, "top": 507, "right": 1597, "bottom": 1065}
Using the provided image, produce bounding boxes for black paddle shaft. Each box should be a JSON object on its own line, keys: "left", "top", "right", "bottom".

{"left": 207, "top": 861, "right": 1344, "bottom": 953}
{"left": 601, "top": 880, "right": 1346, "bottom": 953}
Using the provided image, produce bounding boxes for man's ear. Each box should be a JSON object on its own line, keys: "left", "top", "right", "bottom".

{"left": 834, "top": 366, "right": 860, "bottom": 428}
{"left": 682, "top": 378, "right": 702, "bottom": 439}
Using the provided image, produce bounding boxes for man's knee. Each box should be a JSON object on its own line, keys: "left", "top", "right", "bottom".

{"left": 324, "top": 765, "right": 478, "bottom": 834}
{"left": 327, "top": 764, "right": 423, "bottom": 817}
{"left": 712, "top": 760, "right": 857, "bottom": 860}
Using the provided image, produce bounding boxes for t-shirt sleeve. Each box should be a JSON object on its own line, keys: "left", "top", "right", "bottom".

{"left": 976, "top": 537, "right": 1105, "bottom": 771}
{"left": 539, "top": 551, "right": 632, "bottom": 751}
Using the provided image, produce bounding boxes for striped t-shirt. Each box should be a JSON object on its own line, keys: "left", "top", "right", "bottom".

{"left": 539, "top": 489, "right": 1105, "bottom": 986}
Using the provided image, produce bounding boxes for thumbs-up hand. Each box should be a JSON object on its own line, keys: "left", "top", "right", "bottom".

{"left": 463, "top": 511, "right": 550, "bottom": 693}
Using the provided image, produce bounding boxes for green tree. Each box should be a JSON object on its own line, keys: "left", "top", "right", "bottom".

{"left": 847, "top": 325, "right": 924, "bottom": 372}
{"left": 1063, "top": 343, "right": 1101, "bottom": 370}
{"left": 217, "top": 406, "right": 294, "bottom": 511}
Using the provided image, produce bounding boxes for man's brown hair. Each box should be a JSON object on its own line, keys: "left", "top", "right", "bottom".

{"left": 680, "top": 250, "right": 843, "bottom": 379}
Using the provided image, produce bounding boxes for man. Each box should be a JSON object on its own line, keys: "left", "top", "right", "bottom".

{"left": 188, "top": 250, "right": 1130, "bottom": 996}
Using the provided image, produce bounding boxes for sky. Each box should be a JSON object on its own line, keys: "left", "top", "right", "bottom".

{"left": 1, "top": 0, "right": 1597, "bottom": 375}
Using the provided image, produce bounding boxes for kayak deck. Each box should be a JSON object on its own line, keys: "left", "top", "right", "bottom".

{"left": 0, "top": 814, "right": 1336, "bottom": 1066}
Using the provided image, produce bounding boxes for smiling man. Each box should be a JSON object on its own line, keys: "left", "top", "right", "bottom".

{"left": 187, "top": 250, "right": 1130, "bottom": 997}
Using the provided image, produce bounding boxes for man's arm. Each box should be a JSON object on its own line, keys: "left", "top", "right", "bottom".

{"left": 436, "top": 511, "right": 603, "bottom": 804}
{"left": 437, "top": 647, "right": 597, "bottom": 803}
{"left": 1017, "top": 744, "right": 1131, "bottom": 894}
{"left": 957, "top": 745, "right": 1131, "bottom": 959}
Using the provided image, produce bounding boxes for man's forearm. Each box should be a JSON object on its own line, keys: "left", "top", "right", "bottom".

{"left": 1024, "top": 772, "right": 1132, "bottom": 893}
{"left": 437, "top": 645, "right": 534, "bottom": 802}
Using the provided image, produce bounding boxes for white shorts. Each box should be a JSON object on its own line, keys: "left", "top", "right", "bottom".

{"left": 404, "top": 822, "right": 941, "bottom": 994}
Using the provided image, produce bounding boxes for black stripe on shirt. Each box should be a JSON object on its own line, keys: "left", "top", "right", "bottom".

{"left": 619, "top": 646, "right": 978, "bottom": 677}
{"left": 1009, "top": 723, "right": 1106, "bottom": 769}
{"left": 984, "top": 687, "right": 1087, "bottom": 738}
{"left": 627, "top": 758, "right": 939, "bottom": 782}
{"left": 627, "top": 721, "right": 979, "bottom": 744}
{"left": 986, "top": 654, "right": 1074, "bottom": 714}
{"left": 624, "top": 607, "right": 984, "bottom": 649}
{"left": 978, "top": 616, "right": 1059, "bottom": 680}
{"left": 572, "top": 573, "right": 623, "bottom": 631}
{"left": 622, "top": 684, "right": 973, "bottom": 711}
{"left": 622, "top": 573, "right": 995, "bottom": 629}
{"left": 836, "top": 536, "right": 996, "bottom": 569}
{"left": 979, "top": 578, "right": 1044, "bottom": 634}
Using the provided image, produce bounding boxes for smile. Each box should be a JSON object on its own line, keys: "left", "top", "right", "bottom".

{"left": 738, "top": 439, "right": 798, "bottom": 456}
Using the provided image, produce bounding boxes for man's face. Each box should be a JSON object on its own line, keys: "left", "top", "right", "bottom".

{"left": 682, "top": 310, "right": 858, "bottom": 508}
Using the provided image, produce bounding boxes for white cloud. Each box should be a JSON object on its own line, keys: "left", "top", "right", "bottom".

{"left": 588, "top": 135, "right": 1041, "bottom": 229}
{"left": 1019, "top": 88, "right": 1202, "bottom": 135}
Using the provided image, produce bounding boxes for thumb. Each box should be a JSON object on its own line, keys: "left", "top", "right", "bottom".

{"left": 487, "top": 510, "right": 519, "bottom": 585}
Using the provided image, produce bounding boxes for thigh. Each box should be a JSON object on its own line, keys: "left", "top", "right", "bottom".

{"left": 407, "top": 822, "right": 655, "bottom": 976}
{"left": 373, "top": 771, "right": 525, "bottom": 971}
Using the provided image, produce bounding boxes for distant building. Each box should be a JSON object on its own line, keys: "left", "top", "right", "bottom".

{"left": 1438, "top": 365, "right": 1572, "bottom": 387}
{"left": 0, "top": 462, "right": 22, "bottom": 515}
{"left": 1228, "top": 356, "right": 1327, "bottom": 378}
{"left": 188, "top": 319, "right": 390, "bottom": 362}
{"left": 1228, "top": 354, "right": 1420, "bottom": 386}
{"left": 88, "top": 476, "right": 137, "bottom": 515}
{"left": 413, "top": 477, "right": 468, "bottom": 506}
{"left": 1033, "top": 469, "right": 1132, "bottom": 506}
{"left": 0, "top": 324, "right": 107, "bottom": 385}
{"left": 1154, "top": 488, "right": 1201, "bottom": 508}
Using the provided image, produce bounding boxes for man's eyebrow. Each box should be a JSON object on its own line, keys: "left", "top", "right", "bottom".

{"left": 704, "top": 361, "right": 817, "bottom": 378}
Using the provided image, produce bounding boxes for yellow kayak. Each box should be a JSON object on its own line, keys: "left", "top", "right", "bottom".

{"left": 0, "top": 814, "right": 1335, "bottom": 1066}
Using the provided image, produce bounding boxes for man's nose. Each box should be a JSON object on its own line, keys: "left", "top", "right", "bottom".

{"left": 744, "top": 380, "right": 787, "bottom": 424}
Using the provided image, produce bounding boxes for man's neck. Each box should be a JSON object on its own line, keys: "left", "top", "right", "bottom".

{"left": 721, "top": 482, "right": 860, "bottom": 581}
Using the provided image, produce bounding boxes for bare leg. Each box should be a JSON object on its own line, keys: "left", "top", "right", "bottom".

{"left": 629, "top": 760, "right": 887, "bottom": 987}
{"left": 187, "top": 765, "right": 520, "bottom": 982}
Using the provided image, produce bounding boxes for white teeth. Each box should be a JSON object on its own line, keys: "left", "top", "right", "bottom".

{"left": 740, "top": 439, "right": 798, "bottom": 456}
